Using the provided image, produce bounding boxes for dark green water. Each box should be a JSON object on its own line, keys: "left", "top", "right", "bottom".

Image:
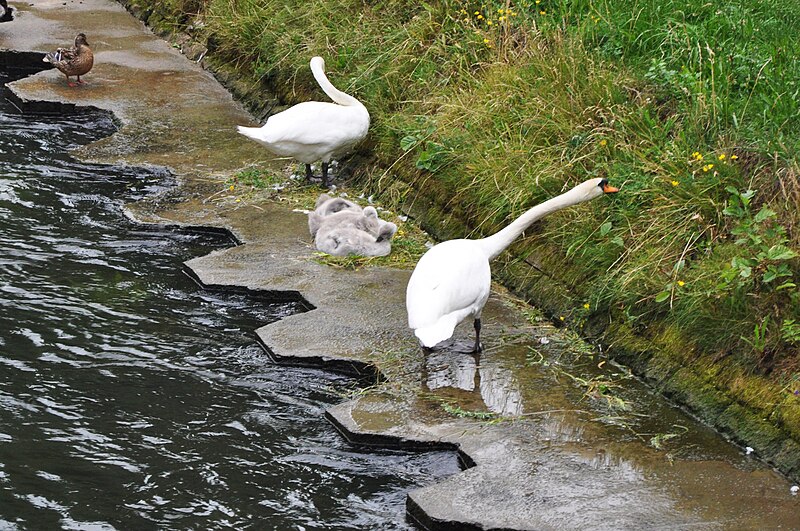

{"left": 0, "top": 62, "right": 458, "bottom": 530}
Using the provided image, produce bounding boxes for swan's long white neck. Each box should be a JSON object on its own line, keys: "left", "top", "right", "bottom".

{"left": 477, "top": 185, "right": 595, "bottom": 261}
{"left": 310, "top": 58, "right": 364, "bottom": 108}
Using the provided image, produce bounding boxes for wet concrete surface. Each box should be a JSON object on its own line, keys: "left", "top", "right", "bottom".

{"left": 3, "top": 1, "right": 800, "bottom": 529}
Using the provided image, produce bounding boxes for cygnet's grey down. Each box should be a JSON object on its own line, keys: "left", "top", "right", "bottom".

{"left": 312, "top": 205, "right": 398, "bottom": 257}
{"left": 308, "top": 193, "right": 362, "bottom": 237}
{"left": 316, "top": 222, "right": 397, "bottom": 256}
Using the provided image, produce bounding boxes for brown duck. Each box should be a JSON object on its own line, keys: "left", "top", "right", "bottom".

{"left": 43, "top": 33, "right": 94, "bottom": 87}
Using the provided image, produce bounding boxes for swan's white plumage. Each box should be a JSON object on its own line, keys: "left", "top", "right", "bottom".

{"left": 236, "top": 56, "right": 369, "bottom": 184}
{"left": 407, "top": 239, "right": 491, "bottom": 347}
{"left": 406, "top": 178, "right": 618, "bottom": 350}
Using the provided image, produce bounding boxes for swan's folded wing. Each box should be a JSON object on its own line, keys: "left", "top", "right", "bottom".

{"left": 406, "top": 240, "right": 491, "bottom": 329}
{"left": 263, "top": 102, "right": 367, "bottom": 146}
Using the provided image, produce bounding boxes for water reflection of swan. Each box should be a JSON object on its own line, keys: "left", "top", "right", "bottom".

{"left": 424, "top": 351, "right": 479, "bottom": 392}
{"left": 407, "top": 178, "right": 618, "bottom": 352}
{"left": 237, "top": 57, "right": 370, "bottom": 188}
{"left": 423, "top": 352, "right": 523, "bottom": 416}
{"left": 479, "top": 365, "right": 523, "bottom": 416}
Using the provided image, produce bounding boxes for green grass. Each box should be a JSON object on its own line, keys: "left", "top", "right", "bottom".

{"left": 127, "top": 0, "right": 800, "bottom": 377}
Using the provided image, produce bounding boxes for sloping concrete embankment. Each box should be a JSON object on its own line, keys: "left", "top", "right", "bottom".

{"left": 113, "top": 0, "right": 800, "bottom": 486}
{"left": 2, "top": 1, "right": 799, "bottom": 528}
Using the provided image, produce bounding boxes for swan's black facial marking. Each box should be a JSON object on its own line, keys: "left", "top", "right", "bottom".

{"left": 599, "top": 179, "right": 619, "bottom": 194}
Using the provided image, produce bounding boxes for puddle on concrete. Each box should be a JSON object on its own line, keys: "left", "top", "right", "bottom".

{"left": 392, "top": 323, "right": 800, "bottom": 528}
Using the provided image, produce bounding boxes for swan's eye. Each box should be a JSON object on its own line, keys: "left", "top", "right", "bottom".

{"left": 598, "top": 179, "right": 608, "bottom": 189}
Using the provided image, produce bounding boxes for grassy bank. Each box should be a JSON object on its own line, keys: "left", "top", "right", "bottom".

{"left": 122, "top": 0, "right": 800, "bottom": 475}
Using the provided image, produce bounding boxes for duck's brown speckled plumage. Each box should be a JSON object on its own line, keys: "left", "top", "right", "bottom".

{"left": 43, "top": 33, "right": 94, "bottom": 86}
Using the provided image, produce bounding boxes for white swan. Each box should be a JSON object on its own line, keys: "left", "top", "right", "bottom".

{"left": 237, "top": 56, "right": 370, "bottom": 188}
{"left": 406, "top": 177, "right": 619, "bottom": 352}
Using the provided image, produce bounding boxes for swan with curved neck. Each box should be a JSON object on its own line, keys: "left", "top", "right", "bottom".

{"left": 237, "top": 56, "right": 370, "bottom": 188}
{"left": 406, "top": 177, "right": 619, "bottom": 352}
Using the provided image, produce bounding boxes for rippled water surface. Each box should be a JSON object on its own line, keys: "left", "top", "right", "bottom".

{"left": 0, "top": 62, "right": 458, "bottom": 530}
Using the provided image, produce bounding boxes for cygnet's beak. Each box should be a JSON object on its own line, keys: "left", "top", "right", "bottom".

{"left": 603, "top": 182, "right": 620, "bottom": 194}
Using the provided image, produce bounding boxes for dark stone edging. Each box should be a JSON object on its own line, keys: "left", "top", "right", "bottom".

{"left": 324, "top": 409, "right": 462, "bottom": 454}
{"left": 181, "top": 260, "right": 384, "bottom": 382}
{"left": 405, "top": 499, "right": 511, "bottom": 531}
{"left": 255, "top": 333, "right": 383, "bottom": 382}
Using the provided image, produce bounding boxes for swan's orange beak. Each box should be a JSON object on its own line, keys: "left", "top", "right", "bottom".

{"left": 603, "top": 182, "right": 619, "bottom": 194}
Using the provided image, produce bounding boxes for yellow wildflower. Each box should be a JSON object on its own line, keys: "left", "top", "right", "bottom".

{"left": 702, "top": 164, "right": 714, "bottom": 172}
{"left": 677, "top": 280, "right": 685, "bottom": 287}
{"left": 477, "top": 14, "right": 484, "bottom": 19}
{"left": 671, "top": 180, "right": 679, "bottom": 187}
{"left": 235, "top": 198, "right": 241, "bottom": 203}
{"left": 599, "top": 139, "right": 608, "bottom": 147}
{"left": 731, "top": 154, "right": 739, "bottom": 160}
{"left": 474, "top": 11, "right": 479, "bottom": 15}
{"left": 229, "top": 184, "right": 235, "bottom": 191}
{"left": 718, "top": 154, "right": 726, "bottom": 161}
{"left": 487, "top": 19, "right": 493, "bottom": 25}
{"left": 691, "top": 151, "right": 703, "bottom": 161}
{"left": 483, "top": 38, "right": 490, "bottom": 44}
{"left": 540, "top": 9, "right": 546, "bottom": 14}
{"left": 583, "top": 303, "right": 590, "bottom": 309}
{"left": 559, "top": 316, "right": 565, "bottom": 321}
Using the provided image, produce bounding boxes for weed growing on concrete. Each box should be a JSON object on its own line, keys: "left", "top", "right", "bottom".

{"left": 440, "top": 402, "right": 500, "bottom": 421}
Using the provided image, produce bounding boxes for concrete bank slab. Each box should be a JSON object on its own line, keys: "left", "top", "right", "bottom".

{"left": 3, "top": 1, "right": 799, "bottom": 529}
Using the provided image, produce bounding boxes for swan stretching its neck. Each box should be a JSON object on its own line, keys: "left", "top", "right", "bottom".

{"left": 406, "top": 177, "right": 619, "bottom": 352}
{"left": 237, "top": 56, "right": 370, "bottom": 188}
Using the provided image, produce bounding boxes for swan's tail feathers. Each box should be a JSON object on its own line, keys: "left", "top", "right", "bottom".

{"left": 237, "top": 125, "right": 270, "bottom": 145}
{"left": 236, "top": 125, "right": 258, "bottom": 139}
{"left": 413, "top": 317, "right": 459, "bottom": 349}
